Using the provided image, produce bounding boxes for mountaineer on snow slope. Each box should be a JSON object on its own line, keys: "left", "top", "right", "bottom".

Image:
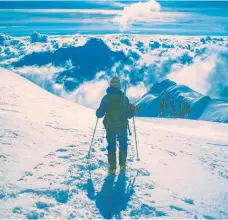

{"left": 96, "top": 76, "right": 135, "bottom": 174}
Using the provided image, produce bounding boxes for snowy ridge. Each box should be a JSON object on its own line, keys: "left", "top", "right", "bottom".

{"left": 200, "top": 100, "right": 228, "bottom": 123}
{"left": 0, "top": 68, "right": 228, "bottom": 219}
{"left": 136, "top": 79, "right": 228, "bottom": 123}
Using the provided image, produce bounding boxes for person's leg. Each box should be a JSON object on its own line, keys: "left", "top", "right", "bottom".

{"left": 106, "top": 128, "right": 117, "bottom": 171}
{"left": 117, "top": 127, "right": 128, "bottom": 169}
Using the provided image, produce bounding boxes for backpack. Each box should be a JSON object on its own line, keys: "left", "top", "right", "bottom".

{"left": 103, "top": 94, "right": 128, "bottom": 129}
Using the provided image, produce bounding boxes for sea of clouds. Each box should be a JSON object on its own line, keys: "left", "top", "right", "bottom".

{"left": 0, "top": 32, "right": 228, "bottom": 109}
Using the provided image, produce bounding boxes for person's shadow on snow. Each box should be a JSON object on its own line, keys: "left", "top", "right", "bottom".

{"left": 85, "top": 171, "right": 136, "bottom": 219}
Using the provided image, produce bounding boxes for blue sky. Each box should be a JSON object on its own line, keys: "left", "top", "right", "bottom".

{"left": 0, "top": 0, "right": 227, "bottom": 36}
{"left": 1, "top": 0, "right": 228, "bottom": 1}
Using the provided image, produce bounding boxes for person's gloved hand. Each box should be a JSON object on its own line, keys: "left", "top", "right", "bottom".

{"left": 130, "top": 104, "right": 136, "bottom": 113}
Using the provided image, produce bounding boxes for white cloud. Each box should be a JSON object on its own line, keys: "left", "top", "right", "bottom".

{"left": 62, "top": 80, "right": 109, "bottom": 109}
{"left": 127, "top": 82, "right": 148, "bottom": 103}
{"left": 113, "top": 0, "right": 161, "bottom": 29}
{"left": 11, "top": 64, "right": 66, "bottom": 95}
{"left": 61, "top": 79, "right": 147, "bottom": 108}
{"left": 168, "top": 56, "right": 216, "bottom": 95}
{"left": 167, "top": 47, "right": 228, "bottom": 101}
{"left": 207, "top": 51, "right": 228, "bottom": 100}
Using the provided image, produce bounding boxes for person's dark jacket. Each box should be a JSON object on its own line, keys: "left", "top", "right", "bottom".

{"left": 96, "top": 87, "right": 133, "bottom": 129}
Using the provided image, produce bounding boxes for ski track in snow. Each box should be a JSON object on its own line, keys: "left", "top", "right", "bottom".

{"left": 0, "top": 68, "right": 228, "bottom": 219}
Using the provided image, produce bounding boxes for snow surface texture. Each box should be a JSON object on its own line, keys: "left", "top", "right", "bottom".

{"left": 0, "top": 33, "right": 228, "bottom": 123}
{"left": 0, "top": 68, "right": 228, "bottom": 219}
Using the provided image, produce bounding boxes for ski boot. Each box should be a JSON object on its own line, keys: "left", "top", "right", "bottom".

{"left": 109, "top": 168, "right": 116, "bottom": 175}
{"left": 119, "top": 150, "right": 127, "bottom": 171}
{"left": 120, "top": 165, "right": 126, "bottom": 171}
{"left": 108, "top": 151, "right": 116, "bottom": 175}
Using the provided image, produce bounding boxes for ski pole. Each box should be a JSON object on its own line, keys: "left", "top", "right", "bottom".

{"left": 87, "top": 118, "right": 99, "bottom": 159}
{"left": 123, "top": 80, "right": 128, "bottom": 106}
{"left": 122, "top": 80, "right": 131, "bottom": 136}
{"left": 133, "top": 116, "right": 140, "bottom": 161}
{"left": 127, "top": 122, "right": 132, "bottom": 136}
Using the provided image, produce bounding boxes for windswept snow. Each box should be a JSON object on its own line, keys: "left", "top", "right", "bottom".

{"left": 0, "top": 68, "right": 228, "bottom": 219}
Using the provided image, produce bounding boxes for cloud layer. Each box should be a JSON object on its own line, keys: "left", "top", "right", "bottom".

{"left": 0, "top": 33, "right": 228, "bottom": 109}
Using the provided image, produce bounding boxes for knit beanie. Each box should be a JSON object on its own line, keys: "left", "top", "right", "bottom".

{"left": 110, "top": 76, "right": 121, "bottom": 90}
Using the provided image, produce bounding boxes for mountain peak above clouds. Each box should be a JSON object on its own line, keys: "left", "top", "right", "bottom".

{"left": 148, "top": 79, "right": 176, "bottom": 95}
{"left": 84, "top": 38, "right": 109, "bottom": 52}
{"left": 12, "top": 37, "right": 129, "bottom": 91}
{"left": 136, "top": 78, "right": 228, "bottom": 123}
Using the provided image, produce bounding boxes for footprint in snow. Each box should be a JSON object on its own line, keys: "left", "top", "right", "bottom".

{"left": 35, "top": 201, "right": 50, "bottom": 210}
{"left": 55, "top": 189, "right": 70, "bottom": 203}
{"left": 87, "top": 162, "right": 99, "bottom": 170}
{"left": 12, "top": 207, "right": 23, "bottom": 214}
{"left": 49, "top": 161, "right": 61, "bottom": 167}
{"left": 18, "top": 171, "right": 33, "bottom": 181}
{"left": 26, "top": 210, "right": 44, "bottom": 219}
{"left": 167, "top": 151, "right": 177, "bottom": 156}
{"left": 98, "top": 159, "right": 105, "bottom": 167}
{"left": 19, "top": 188, "right": 70, "bottom": 204}
{"left": 100, "top": 147, "right": 106, "bottom": 152}
{"left": 220, "top": 210, "right": 228, "bottom": 218}
{"left": 33, "top": 163, "right": 44, "bottom": 170}
{"left": 66, "top": 144, "right": 76, "bottom": 148}
{"left": 128, "top": 158, "right": 134, "bottom": 162}
{"left": 183, "top": 198, "right": 194, "bottom": 205}
{"left": 137, "top": 168, "right": 150, "bottom": 176}
{"left": 56, "top": 148, "right": 67, "bottom": 152}
{"left": 204, "top": 215, "right": 216, "bottom": 219}
{"left": 0, "top": 192, "right": 5, "bottom": 199}
{"left": 44, "top": 152, "right": 55, "bottom": 159}
{"left": 24, "top": 171, "right": 33, "bottom": 177}
{"left": 58, "top": 155, "right": 71, "bottom": 159}
{"left": 1, "top": 142, "right": 12, "bottom": 146}
{"left": 130, "top": 204, "right": 167, "bottom": 217}
{"left": 169, "top": 205, "right": 186, "bottom": 212}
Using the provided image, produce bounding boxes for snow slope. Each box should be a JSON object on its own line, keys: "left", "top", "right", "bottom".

{"left": 136, "top": 79, "right": 228, "bottom": 123}
{"left": 0, "top": 68, "right": 228, "bottom": 219}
